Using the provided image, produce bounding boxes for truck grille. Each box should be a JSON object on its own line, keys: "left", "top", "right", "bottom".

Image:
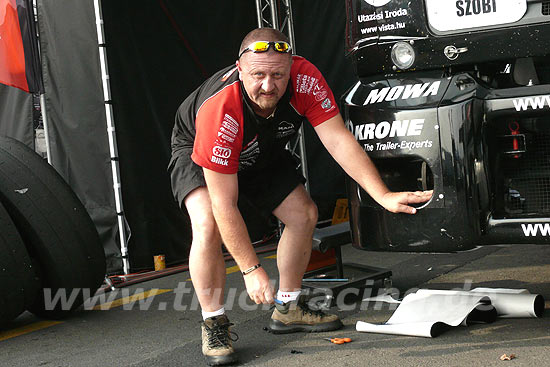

{"left": 502, "top": 132, "right": 550, "bottom": 215}
{"left": 543, "top": 1, "right": 550, "bottom": 15}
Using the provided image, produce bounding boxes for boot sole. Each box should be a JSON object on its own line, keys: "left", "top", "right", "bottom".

{"left": 205, "top": 353, "right": 238, "bottom": 366}
{"left": 268, "top": 318, "right": 343, "bottom": 334}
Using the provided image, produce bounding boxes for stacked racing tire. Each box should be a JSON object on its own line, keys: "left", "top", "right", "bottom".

{"left": 0, "top": 136, "right": 106, "bottom": 321}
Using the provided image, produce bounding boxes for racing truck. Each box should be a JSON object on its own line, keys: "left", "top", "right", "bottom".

{"left": 343, "top": 0, "right": 550, "bottom": 252}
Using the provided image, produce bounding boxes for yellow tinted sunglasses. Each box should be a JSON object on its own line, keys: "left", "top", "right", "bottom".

{"left": 238, "top": 41, "right": 291, "bottom": 58}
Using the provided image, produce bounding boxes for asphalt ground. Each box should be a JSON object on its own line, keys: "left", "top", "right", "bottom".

{"left": 1, "top": 243, "right": 549, "bottom": 367}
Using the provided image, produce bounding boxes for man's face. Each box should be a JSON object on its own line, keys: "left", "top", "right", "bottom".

{"left": 237, "top": 51, "right": 292, "bottom": 117}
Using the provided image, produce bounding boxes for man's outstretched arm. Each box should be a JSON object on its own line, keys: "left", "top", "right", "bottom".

{"left": 202, "top": 168, "right": 275, "bottom": 304}
{"left": 314, "top": 114, "right": 432, "bottom": 214}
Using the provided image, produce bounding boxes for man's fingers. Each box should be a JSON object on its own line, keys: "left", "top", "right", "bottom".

{"left": 395, "top": 204, "right": 416, "bottom": 215}
{"left": 249, "top": 289, "right": 275, "bottom": 304}
{"left": 264, "top": 289, "right": 275, "bottom": 304}
{"left": 407, "top": 194, "right": 430, "bottom": 203}
{"left": 406, "top": 191, "right": 432, "bottom": 203}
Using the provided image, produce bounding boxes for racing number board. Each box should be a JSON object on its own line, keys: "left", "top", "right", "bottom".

{"left": 425, "top": 0, "right": 527, "bottom": 32}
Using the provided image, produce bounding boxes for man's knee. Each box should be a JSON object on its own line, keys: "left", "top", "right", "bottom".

{"left": 191, "top": 215, "right": 220, "bottom": 246}
{"left": 184, "top": 187, "right": 221, "bottom": 246}
{"left": 305, "top": 200, "right": 318, "bottom": 228}
{"left": 291, "top": 199, "right": 318, "bottom": 230}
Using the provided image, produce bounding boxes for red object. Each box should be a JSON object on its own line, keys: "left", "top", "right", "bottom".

{"left": 306, "top": 248, "right": 336, "bottom": 272}
{"left": 0, "top": 0, "right": 29, "bottom": 91}
{"left": 0, "top": 0, "right": 42, "bottom": 93}
{"left": 324, "top": 337, "right": 352, "bottom": 344}
{"left": 509, "top": 122, "right": 520, "bottom": 158}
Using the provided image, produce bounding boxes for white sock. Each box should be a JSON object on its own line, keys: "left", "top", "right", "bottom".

{"left": 276, "top": 290, "right": 301, "bottom": 303}
{"left": 202, "top": 307, "right": 225, "bottom": 320}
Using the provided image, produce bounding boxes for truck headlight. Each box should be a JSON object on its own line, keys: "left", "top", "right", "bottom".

{"left": 391, "top": 42, "right": 415, "bottom": 70}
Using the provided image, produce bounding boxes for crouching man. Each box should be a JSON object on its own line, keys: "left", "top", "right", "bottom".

{"left": 169, "top": 27, "right": 432, "bottom": 365}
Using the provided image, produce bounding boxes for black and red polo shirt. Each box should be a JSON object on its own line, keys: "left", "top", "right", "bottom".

{"left": 171, "top": 55, "right": 339, "bottom": 174}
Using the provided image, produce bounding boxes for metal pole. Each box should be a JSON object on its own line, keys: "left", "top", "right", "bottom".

{"left": 93, "top": 0, "right": 131, "bottom": 275}
{"left": 255, "top": 0, "right": 263, "bottom": 27}
{"left": 38, "top": 94, "right": 52, "bottom": 164}
{"left": 279, "top": 0, "right": 309, "bottom": 191}
{"left": 31, "top": 0, "right": 52, "bottom": 164}
{"left": 270, "top": 0, "right": 279, "bottom": 30}
{"left": 281, "top": 0, "right": 296, "bottom": 53}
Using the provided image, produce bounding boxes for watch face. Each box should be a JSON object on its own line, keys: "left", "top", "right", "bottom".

{"left": 363, "top": 0, "right": 392, "bottom": 6}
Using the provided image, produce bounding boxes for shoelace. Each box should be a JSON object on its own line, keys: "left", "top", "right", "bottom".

{"left": 204, "top": 321, "right": 239, "bottom": 349}
{"left": 298, "top": 300, "right": 327, "bottom": 318}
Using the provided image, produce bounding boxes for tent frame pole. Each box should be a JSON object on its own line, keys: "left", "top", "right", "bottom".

{"left": 38, "top": 94, "right": 52, "bottom": 164}
{"left": 93, "top": 0, "right": 131, "bottom": 275}
{"left": 255, "top": 0, "right": 309, "bottom": 191}
{"left": 31, "top": 0, "right": 52, "bottom": 164}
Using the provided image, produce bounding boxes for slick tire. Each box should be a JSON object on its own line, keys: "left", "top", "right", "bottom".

{"left": 0, "top": 200, "right": 39, "bottom": 325}
{"left": 0, "top": 136, "right": 106, "bottom": 319}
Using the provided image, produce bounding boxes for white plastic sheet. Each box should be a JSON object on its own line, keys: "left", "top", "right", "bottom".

{"left": 356, "top": 288, "right": 543, "bottom": 337}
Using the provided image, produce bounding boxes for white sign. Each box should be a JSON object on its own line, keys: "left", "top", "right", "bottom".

{"left": 513, "top": 95, "right": 550, "bottom": 111}
{"left": 425, "top": 0, "right": 526, "bottom": 32}
{"left": 522, "top": 223, "right": 550, "bottom": 236}
{"left": 363, "top": 0, "right": 392, "bottom": 6}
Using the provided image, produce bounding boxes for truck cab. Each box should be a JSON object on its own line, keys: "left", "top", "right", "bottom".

{"left": 343, "top": 0, "right": 550, "bottom": 252}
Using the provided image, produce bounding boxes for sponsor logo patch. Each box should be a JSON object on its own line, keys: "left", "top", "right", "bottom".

{"left": 350, "top": 119, "right": 425, "bottom": 140}
{"left": 321, "top": 98, "right": 332, "bottom": 110}
{"left": 217, "top": 132, "right": 235, "bottom": 143}
{"left": 223, "top": 114, "right": 239, "bottom": 132}
{"left": 219, "top": 126, "right": 236, "bottom": 138}
{"left": 313, "top": 84, "right": 328, "bottom": 102}
{"left": 217, "top": 114, "right": 239, "bottom": 144}
{"left": 348, "top": 120, "right": 434, "bottom": 152}
{"left": 276, "top": 121, "right": 296, "bottom": 139}
{"left": 363, "top": 81, "right": 441, "bottom": 105}
{"left": 213, "top": 146, "right": 232, "bottom": 159}
{"left": 211, "top": 156, "right": 229, "bottom": 166}
{"left": 296, "top": 74, "right": 319, "bottom": 94}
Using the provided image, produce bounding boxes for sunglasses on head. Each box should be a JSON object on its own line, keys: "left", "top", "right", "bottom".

{"left": 238, "top": 41, "right": 292, "bottom": 58}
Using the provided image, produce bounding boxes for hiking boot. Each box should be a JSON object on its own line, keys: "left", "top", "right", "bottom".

{"left": 201, "top": 314, "right": 238, "bottom": 366}
{"left": 268, "top": 295, "right": 343, "bottom": 334}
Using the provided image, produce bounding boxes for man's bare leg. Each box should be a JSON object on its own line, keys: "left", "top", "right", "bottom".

{"left": 269, "top": 184, "right": 342, "bottom": 333}
{"left": 185, "top": 187, "right": 226, "bottom": 312}
{"left": 186, "top": 187, "right": 237, "bottom": 364}
{"left": 272, "top": 184, "right": 318, "bottom": 292}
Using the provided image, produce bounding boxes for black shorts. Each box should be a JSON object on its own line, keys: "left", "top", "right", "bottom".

{"left": 169, "top": 148, "right": 305, "bottom": 218}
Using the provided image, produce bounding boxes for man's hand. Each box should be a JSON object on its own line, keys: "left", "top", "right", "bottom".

{"left": 380, "top": 190, "right": 433, "bottom": 214}
{"left": 243, "top": 267, "right": 275, "bottom": 304}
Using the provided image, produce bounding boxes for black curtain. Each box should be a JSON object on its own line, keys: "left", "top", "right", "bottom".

{"left": 37, "top": 0, "right": 121, "bottom": 272}
{"left": 292, "top": 0, "right": 357, "bottom": 219}
{"left": 100, "top": 0, "right": 259, "bottom": 271}
{"left": 100, "top": 0, "right": 357, "bottom": 270}
{"left": 29, "top": 0, "right": 357, "bottom": 273}
{"left": 0, "top": 84, "right": 34, "bottom": 146}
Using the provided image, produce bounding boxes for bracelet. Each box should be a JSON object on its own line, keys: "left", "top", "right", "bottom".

{"left": 242, "top": 263, "right": 261, "bottom": 276}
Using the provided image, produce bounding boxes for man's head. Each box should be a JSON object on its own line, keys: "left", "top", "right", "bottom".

{"left": 236, "top": 28, "right": 293, "bottom": 118}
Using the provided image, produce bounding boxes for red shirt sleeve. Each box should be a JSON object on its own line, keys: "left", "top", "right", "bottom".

{"left": 290, "top": 57, "right": 340, "bottom": 127}
{"left": 191, "top": 82, "right": 244, "bottom": 174}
